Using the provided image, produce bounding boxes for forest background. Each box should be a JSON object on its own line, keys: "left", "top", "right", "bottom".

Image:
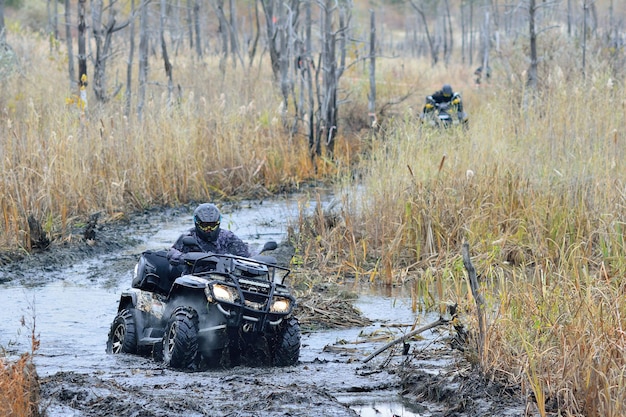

{"left": 1, "top": 0, "right": 626, "bottom": 416}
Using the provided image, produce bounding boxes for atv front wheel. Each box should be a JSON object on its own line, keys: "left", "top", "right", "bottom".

{"left": 162, "top": 307, "right": 199, "bottom": 370}
{"left": 272, "top": 317, "right": 301, "bottom": 366}
{"left": 106, "top": 309, "right": 139, "bottom": 354}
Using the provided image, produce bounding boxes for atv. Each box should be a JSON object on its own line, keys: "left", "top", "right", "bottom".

{"left": 106, "top": 239, "right": 300, "bottom": 370}
{"left": 420, "top": 101, "right": 468, "bottom": 129}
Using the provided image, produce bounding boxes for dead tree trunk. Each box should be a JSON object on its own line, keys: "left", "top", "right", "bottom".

{"left": 137, "top": 0, "right": 150, "bottom": 121}
{"left": 0, "top": 0, "right": 6, "bottom": 45}
{"left": 444, "top": 0, "right": 453, "bottom": 64}
{"left": 186, "top": 0, "right": 193, "bottom": 50}
{"left": 216, "top": 0, "right": 228, "bottom": 74}
{"left": 304, "top": 1, "right": 315, "bottom": 155}
{"left": 461, "top": 1, "right": 466, "bottom": 63}
{"left": 78, "top": 0, "right": 88, "bottom": 112}
{"left": 567, "top": 0, "right": 572, "bottom": 36}
{"left": 193, "top": 0, "right": 202, "bottom": 57}
{"left": 278, "top": 3, "right": 294, "bottom": 129}
{"left": 319, "top": 0, "right": 348, "bottom": 157}
{"left": 409, "top": 0, "right": 438, "bottom": 66}
{"left": 527, "top": 0, "right": 538, "bottom": 88}
{"left": 92, "top": 0, "right": 130, "bottom": 103}
{"left": 160, "top": 0, "right": 174, "bottom": 106}
{"left": 228, "top": 0, "right": 239, "bottom": 68}
{"left": 125, "top": 0, "right": 136, "bottom": 117}
{"left": 481, "top": 8, "right": 490, "bottom": 81}
{"left": 248, "top": 0, "right": 260, "bottom": 66}
{"left": 368, "top": 9, "right": 376, "bottom": 129}
{"left": 64, "top": 0, "right": 76, "bottom": 91}
{"left": 582, "top": 0, "right": 588, "bottom": 78}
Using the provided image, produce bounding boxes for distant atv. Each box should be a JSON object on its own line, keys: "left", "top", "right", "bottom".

{"left": 106, "top": 239, "right": 300, "bottom": 370}
{"left": 420, "top": 101, "right": 468, "bottom": 129}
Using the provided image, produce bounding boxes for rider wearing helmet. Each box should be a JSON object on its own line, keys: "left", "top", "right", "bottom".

{"left": 422, "top": 84, "right": 467, "bottom": 123}
{"left": 167, "top": 203, "right": 250, "bottom": 265}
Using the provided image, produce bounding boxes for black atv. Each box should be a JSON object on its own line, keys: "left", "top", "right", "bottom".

{"left": 106, "top": 240, "right": 300, "bottom": 370}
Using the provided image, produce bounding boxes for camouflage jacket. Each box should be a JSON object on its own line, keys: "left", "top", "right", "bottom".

{"left": 167, "top": 228, "right": 250, "bottom": 265}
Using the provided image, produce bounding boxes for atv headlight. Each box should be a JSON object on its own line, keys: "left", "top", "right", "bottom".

{"left": 270, "top": 297, "right": 291, "bottom": 314}
{"left": 209, "top": 284, "right": 237, "bottom": 303}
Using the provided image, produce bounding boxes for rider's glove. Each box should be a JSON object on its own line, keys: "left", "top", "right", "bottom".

{"left": 424, "top": 103, "right": 434, "bottom": 110}
{"left": 452, "top": 98, "right": 460, "bottom": 105}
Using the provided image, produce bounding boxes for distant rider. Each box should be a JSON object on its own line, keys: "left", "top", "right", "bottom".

{"left": 167, "top": 203, "right": 250, "bottom": 266}
{"left": 421, "top": 84, "right": 467, "bottom": 124}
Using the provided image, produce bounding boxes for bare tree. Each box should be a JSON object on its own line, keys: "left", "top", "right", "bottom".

{"left": 192, "top": 0, "right": 202, "bottom": 57}
{"left": 247, "top": 0, "right": 261, "bottom": 66}
{"left": 228, "top": 0, "right": 240, "bottom": 68}
{"left": 582, "top": 0, "right": 587, "bottom": 78}
{"left": 125, "top": 0, "right": 136, "bottom": 117}
{"left": 78, "top": 0, "right": 88, "bottom": 111}
{"left": 92, "top": 0, "right": 131, "bottom": 102}
{"left": 65, "top": 0, "right": 76, "bottom": 91}
{"left": 137, "top": 0, "right": 150, "bottom": 121}
{"left": 409, "top": 0, "right": 438, "bottom": 66}
{"left": 302, "top": 0, "right": 315, "bottom": 153}
{"left": 527, "top": 0, "right": 538, "bottom": 88}
{"left": 315, "top": 0, "right": 349, "bottom": 157}
{"left": 0, "top": 0, "right": 6, "bottom": 46}
{"left": 260, "top": 0, "right": 300, "bottom": 82}
{"left": 215, "top": 0, "right": 229, "bottom": 73}
{"left": 443, "top": 0, "right": 453, "bottom": 64}
{"left": 160, "top": 0, "right": 174, "bottom": 106}
{"left": 368, "top": 9, "right": 376, "bottom": 129}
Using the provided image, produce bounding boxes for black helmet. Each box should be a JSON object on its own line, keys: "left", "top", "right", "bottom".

{"left": 442, "top": 84, "right": 453, "bottom": 98}
{"left": 194, "top": 203, "right": 221, "bottom": 242}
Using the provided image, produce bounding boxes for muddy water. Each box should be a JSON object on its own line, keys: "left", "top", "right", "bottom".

{"left": 0, "top": 197, "right": 462, "bottom": 417}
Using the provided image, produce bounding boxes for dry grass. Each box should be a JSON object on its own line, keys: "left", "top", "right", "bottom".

{"left": 289, "top": 39, "right": 626, "bottom": 416}
{"left": 0, "top": 319, "right": 40, "bottom": 417}
{"left": 0, "top": 29, "right": 352, "bottom": 251}
{"left": 2, "top": 4, "right": 626, "bottom": 416}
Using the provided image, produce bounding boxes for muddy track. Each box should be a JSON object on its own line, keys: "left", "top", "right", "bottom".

{"left": 1, "top": 203, "right": 526, "bottom": 417}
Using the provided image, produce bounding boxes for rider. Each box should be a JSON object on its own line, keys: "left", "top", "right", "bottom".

{"left": 422, "top": 84, "right": 467, "bottom": 123}
{"left": 167, "top": 203, "right": 250, "bottom": 266}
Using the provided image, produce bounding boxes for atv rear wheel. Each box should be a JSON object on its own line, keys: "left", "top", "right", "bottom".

{"left": 272, "top": 317, "right": 300, "bottom": 366}
{"left": 162, "top": 307, "right": 199, "bottom": 370}
{"left": 106, "top": 309, "right": 139, "bottom": 354}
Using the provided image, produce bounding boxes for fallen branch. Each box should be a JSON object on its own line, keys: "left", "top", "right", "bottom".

{"left": 362, "top": 315, "right": 449, "bottom": 363}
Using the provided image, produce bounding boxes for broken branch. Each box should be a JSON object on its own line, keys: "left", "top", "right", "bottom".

{"left": 362, "top": 316, "right": 448, "bottom": 363}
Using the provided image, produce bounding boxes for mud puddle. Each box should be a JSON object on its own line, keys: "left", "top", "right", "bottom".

{"left": 1, "top": 196, "right": 525, "bottom": 416}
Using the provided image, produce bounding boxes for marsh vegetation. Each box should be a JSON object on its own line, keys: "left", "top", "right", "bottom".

{"left": 1, "top": 0, "right": 625, "bottom": 415}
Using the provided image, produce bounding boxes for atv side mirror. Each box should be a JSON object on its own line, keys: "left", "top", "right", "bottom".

{"left": 261, "top": 241, "right": 278, "bottom": 253}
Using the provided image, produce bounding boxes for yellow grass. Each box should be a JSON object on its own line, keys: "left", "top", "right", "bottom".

{"left": 2, "top": 3, "right": 626, "bottom": 415}
{"left": 294, "top": 59, "right": 626, "bottom": 415}
{"left": 0, "top": 319, "right": 40, "bottom": 417}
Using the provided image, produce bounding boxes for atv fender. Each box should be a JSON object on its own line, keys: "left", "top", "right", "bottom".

{"left": 116, "top": 290, "right": 139, "bottom": 312}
